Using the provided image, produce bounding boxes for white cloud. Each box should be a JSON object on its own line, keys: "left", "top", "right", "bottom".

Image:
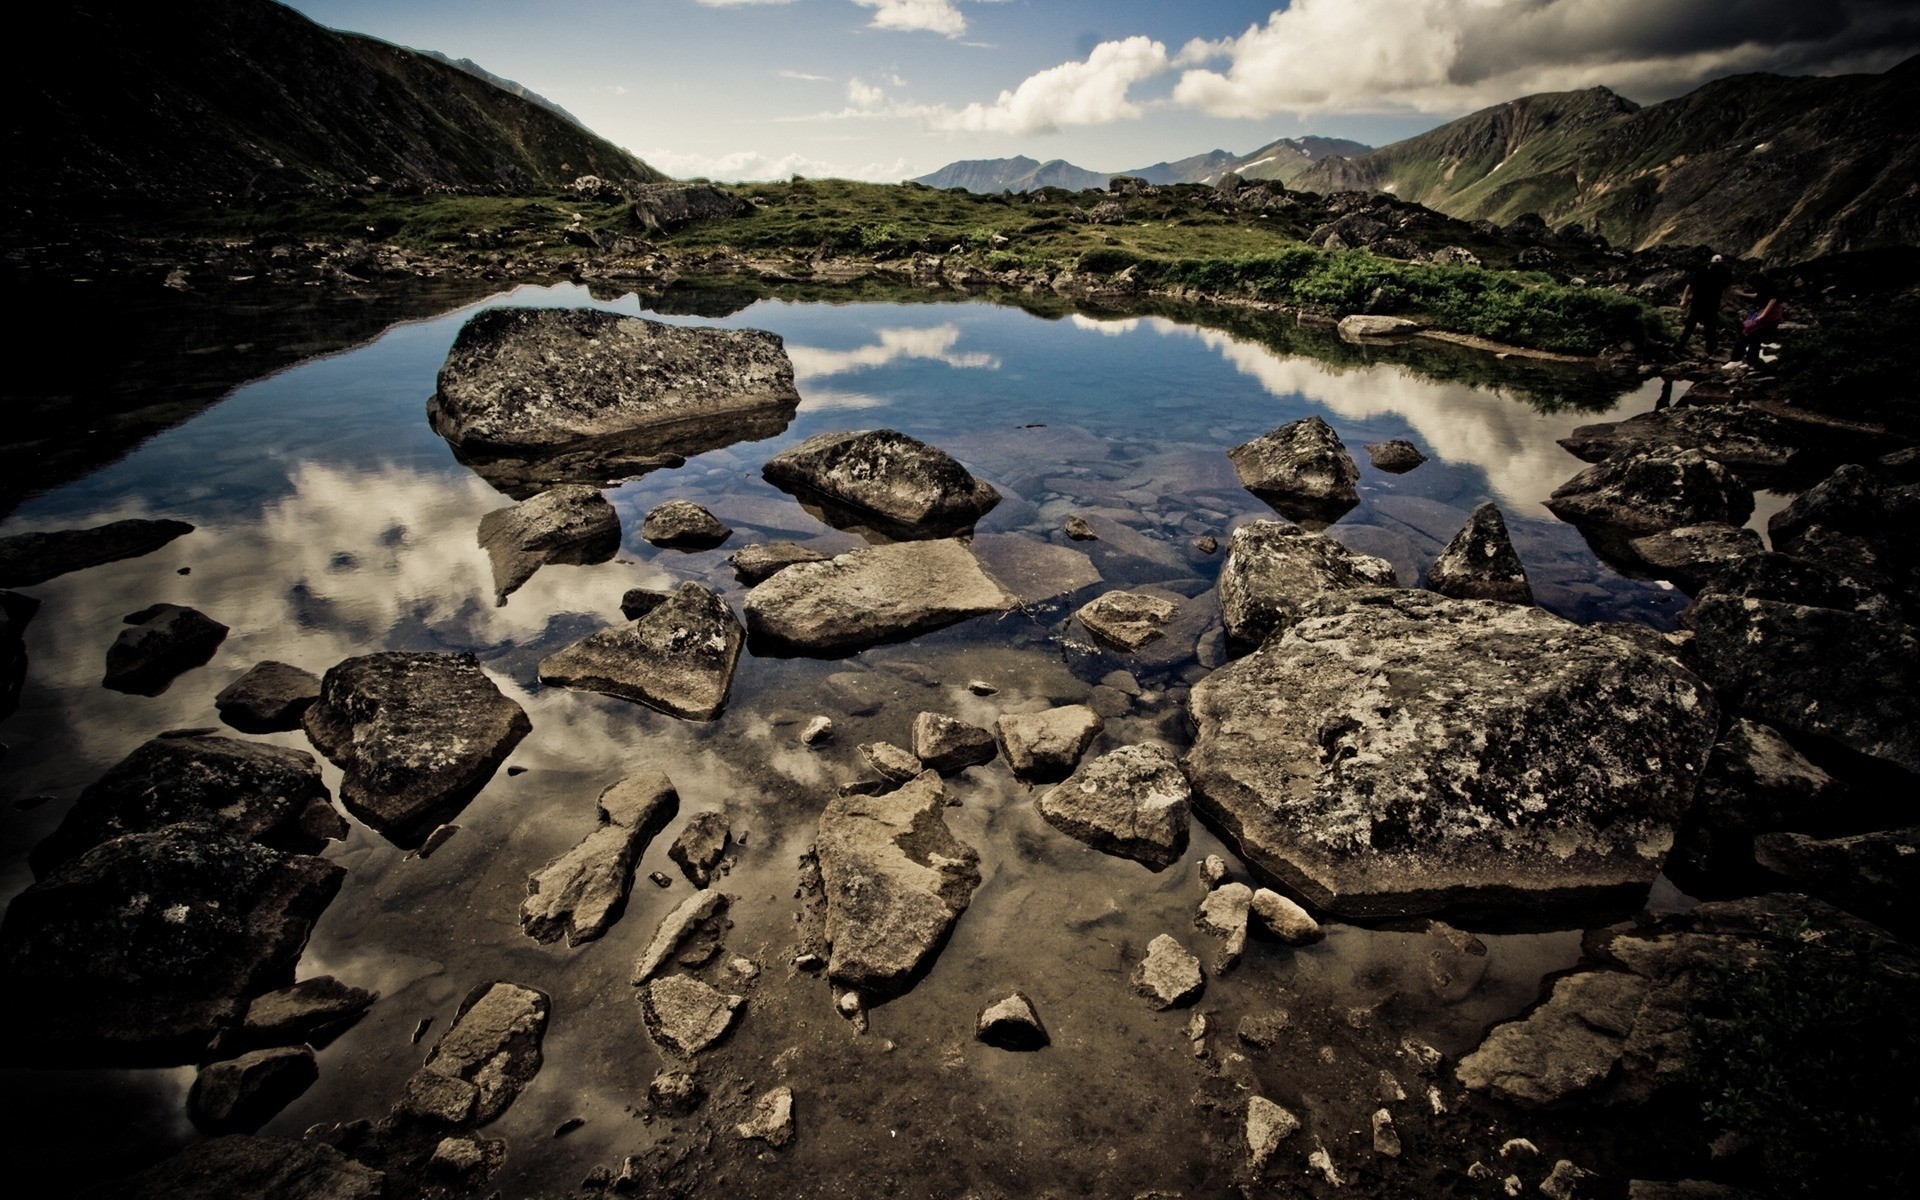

{"left": 639, "top": 146, "right": 913, "bottom": 182}
{"left": 788, "top": 325, "right": 1000, "bottom": 379}
{"left": 930, "top": 36, "right": 1170, "bottom": 134}
{"left": 854, "top": 0, "right": 966, "bottom": 37}
{"left": 847, "top": 77, "right": 887, "bottom": 108}
{"left": 778, "top": 70, "right": 833, "bottom": 82}
{"left": 696, "top": 0, "right": 798, "bottom": 7}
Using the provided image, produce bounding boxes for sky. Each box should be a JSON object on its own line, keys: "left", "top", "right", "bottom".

{"left": 277, "top": 0, "right": 1920, "bottom": 182}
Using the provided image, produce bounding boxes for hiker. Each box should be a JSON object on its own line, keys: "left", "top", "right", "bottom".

{"left": 1676, "top": 253, "right": 1733, "bottom": 356}
{"left": 1732, "top": 274, "right": 1784, "bottom": 366}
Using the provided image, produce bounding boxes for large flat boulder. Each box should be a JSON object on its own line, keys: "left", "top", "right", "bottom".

{"left": 103, "top": 603, "right": 227, "bottom": 695}
{"left": 1226, "top": 416, "right": 1359, "bottom": 523}
{"left": 477, "top": 484, "right": 620, "bottom": 602}
{"left": 303, "top": 652, "right": 530, "bottom": 846}
{"left": 520, "top": 773, "right": 679, "bottom": 946}
{"left": 538, "top": 581, "right": 743, "bottom": 720}
{"left": 1185, "top": 590, "right": 1719, "bottom": 917}
{"left": 1546, "top": 447, "right": 1753, "bottom": 539}
{"left": 0, "top": 518, "right": 193, "bottom": 587}
{"left": 1558, "top": 406, "right": 1805, "bottom": 479}
{"left": 815, "top": 771, "right": 981, "bottom": 994}
{"left": 761, "top": 429, "right": 1000, "bottom": 537}
{"left": 743, "top": 538, "right": 1016, "bottom": 655}
{"left": 1219, "top": 519, "right": 1397, "bottom": 647}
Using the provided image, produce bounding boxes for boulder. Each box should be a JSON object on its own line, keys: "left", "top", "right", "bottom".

{"left": 631, "top": 183, "right": 752, "bottom": 232}
{"left": 1365, "top": 440, "right": 1427, "bottom": 473}
{"left": 304, "top": 652, "right": 530, "bottom": 846}
{"left": 1425, "top": 501, "right": 1532, "bottom": 604}
{"left": 241, "top": 977, "right": 377, "bottom": 1048}
{"left": 1, "top": 589, "right": 34, "bottom": 720}
{"left": 1250, "top": 888, "right": 1322, "bottom": 945}
{"left": 1626, "top": 524, "right": 1764, "bottom": 592}
{"left": 1186, "top": 590, "right": 1719, "bottom": 917}
{"left": 1669, "top": 719, "right": 1846, "bottom": 887}
{"left": 995, "top": 705, "right": 1104, "bottom": 783}
{"left": 730, "top": 540, "right": 829, "bottom": 585}
{"left": 215, "top": 661, "right": 323, "bottom": 733}
{"left": 1546, "top": 448, "right": 1753, "bottom": 538}
{"left": 1226, "top": 416, "right": 1360, "bottom": 522}
{"left": 189, "top": 1046, "right": 318, "bottom": 1132}
{"left": 743, "top": 538, "right": 1017, "bottom": 655}
{"left": 1769, "top": 463, "right": 1918, "bottom": 550}
{"left": 640, "top": 975, "right": 742, "bottom": 1056}
{"left": 642, "top": 500, "right": 732, "bottom": 549}
{"left": 410, "top": 982, "right": 550, "bottom": 1124}
{"left": 620, "top": 587, "right": 672, "bottom": 620}
{"left": 76, "top": 1136, "right": 382, "bottom": 1200}
{"left": 1683, "top": 595, "right": 1920, "bottom": 777}
{"left": 1131, "top": 933, "right": 1204, "bottom": 1009}
{"left": 976, "top": 992, "right": 1049, "bottom": 1050}
{"left": 1696, "top": 550, "right": 1882, "bottom": 614}
{"left": 815, "top": 771, "right": 981, "bottom": 993}
{"left": 477, "top": 485, "right": 620, "bottom": 601}
{"left": 0, "top": 518, "right": 194, "bottom": 587}
{"left": 1035, "top": 743, "right": 1191, "bottom": 869}
{"left": 911, "top": 712, "right": 997, "bottom": 774}
{"left": 1559, "top": 407, "right": 1804, "bottom": 478}
{"left": 539, "top": 581, "right": 744, "bottom": 720}
{"left": 1076, "top": 590, "right": 1180, "bottom": 651}
{"left": 761, "top": 429, "right": 1000, "bottom": 537}
{"left": 735, "top": 1086, "right": 795, "bottom": 1147}
{"left": 631, "top": 890, "right": 731, "bottom": 984}
{"left": 1754, "top": 826, "right": 1920, "bottom": 937}
{"left": 1218, "top": 519, "right": 1397, "bottom": 646}
{"left": 521, "top": 772, "right": 679, "bottom": 946}
{"left": 0, "top": 825, "right": 343, "bottom": 1064}
{"left": 669, "top": 810, "right": 732, "bottom": 887}
{"left": 30, "top": 731, "right": 340, "bottom": 877}
{"left": 104, "top": 603, "right": 227, "bottom": 694}
{"left": 1337, "top": 315, "right": 1424, "bottom": 340}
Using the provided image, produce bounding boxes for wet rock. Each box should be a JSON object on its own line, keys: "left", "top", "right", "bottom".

{"left": 911, "top": 712, "right": 997, "bottom": 774}
{"left": 1238, "top": 1011, "right": 1288, "bottom": 1048}
{"left": 1077, "top": 590, "right": 1180, "bottom": 651}
{"left": 410, "top": 981, "right": 551, "bottom": 1124}
{"left": 1683, "top": 595, "right": 1920, "bottom": 777}
{"left": 1371, "top": 1109, "right": 1401, "bottom": 1157}
{"left": 1250, "top": 888, "right": 1323, "bottom": 944}
{"left": 0, "top": 589, "right": 34, "bottom": 719}
{"left": 1559, "top": 406, "right": 1805, "bottom": 478}
{"left": 730, "top": 540, "right": 828, "bottom": 585}
{"left": 1065, "top": 515, "right": 1097, "bottom": 540}
{"left": 648, "top": 1069, "right": 705, "bottom": 1116}
{"left": 1769, "top": 463, "right": 1917, "bottom": 550}
{"left": 1246, "top": 1096, "right": 1301, "bottom": 1172}
{"left": 1131, "top": 934, "right": 1204, "bottom": 1009}
{"left": 189, "top": 1046, "right": 318, "bottom": 1132}
{"left": 103, "top": 603, "right": 227, "bottom": 695}
{"left": 477, "top": 485, "right": 620, "bottom": 601}
{"left": 1426, "top": 501, "right": 1533, "bottom": 605}
{"left": 0, "top": 825, "right": 343, "bottom": 1064}
{"left": 642, "top": 500, "right": 732, "bottom": 549}
{"left": 1458, "top": 970, "right": 1649, "bottom": 1106}
{"left": 1546, "top": 447, "right": 1753, "bottom": 538}
{"left": 1754, "top": 826, "right": 1920, "bottom": 937}
{"left": 1187, "top": 590, "right": 1719, "bottom": 917}
{"left": 1696, "top": 550, "right": 1880, "bottom": 614}
{"left": 30, "top": 731, "right": 339, "bottom": 877}
{"left": 304, "top": 652, "right": 530, "bottom": 846}
{"left": 1366, "top": 440, "right": 1427, "bottom": 473}
{"left": 79, "top": 1135, "right": 382, "bottom": 1200}
{"left": 976, "top": 992, "right": 1049, "bottom": 1050}
{"left": 801, "top": 716, "right": 834, "bottom": 746}
{"left": 1197, "top": 882, "right": 1253, "bottom": 968}
{"left": 539, "top": 581, "right": 744, "bottom": 720}
{"left": 859, "top": 741, "right": 923, "bottom": 784}
{"left": 1202, "top": 855, "right": 1229, "bottom": 888}
{"left": 402, "top": 1070, "right": 479, "bottom": 1124}
{"left": 1218, "top": 520, "right": 1398, "bottom": 647}
{"left": 816, "top": 771, "right": 981, "bottom": 993}
{"left": 743, "top": 538, "right": 1016, "bottom": 655}
{"left": 735, "top": 1086, "right": 795, "bottom": 1147}
{"left": 1671, "top": 719, "right": 1845, "bottom": 886}
{"left": 969, "top": 533, "right": 1102, "bottom": 605}
{"left": 995, "top": 704, "right": 1104, "bottom": 783}
{"left": 1227, "top": 416, "right": 1360, "bottom": 521}
{"left": 0, "top": 518, "right": 194, "bottom": 587}
{"left": 214, "top": 661, "right": 322, "bottom": 733}
{"left": 632, "top": 890, "right": 732, "bottom": 984}
{"left": 669, "top": 811, "right": 732, "bottom": 887}
{"left": 631, "top": 182, "right": 752, "bottom": 232}
{"left": 1036, "top": 743, "right": 1190, "bottom": 868}
{"left": 428, "top": 1135, "right": 504, "bottom": 1183}
{"left": 1338, "top": 314, "right": 1423, "bottom": 340}
{"left": 521, "top": 772, "right": 680, "bottom": 946}
{"left": 762, "top": 429, "right": 1000, "bottom": 537}
{"left": 1627, "top": 524, "right": 1765, "bottom": 592}
{"left": 640, "top": 975, "right": 743, "bottom": 1056}
{"left": 1193, "top": 534, "right": 1219, "bottom": 555}
{"left": 1425, "top": 921, "right": 1491, "bottom": 1001}
{"left": 1541, "top": 1160, "right": 1594, "bottom": 1200}
{"left": 241, "top": 977, "right": 377, "bottom": 1047}
{"left": 415, "top": 824, "right": 459, "bottom": 859}
{"left": 619, "top": 587, "right": 672, "bottom": 620}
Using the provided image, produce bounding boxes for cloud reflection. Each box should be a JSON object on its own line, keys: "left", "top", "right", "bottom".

{"left": 787, "top": 324, "right": 1001, "bottom": 380}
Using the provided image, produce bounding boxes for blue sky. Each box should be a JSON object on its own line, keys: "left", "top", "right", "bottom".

{"left": 279, "top": 0, "right": 1920, "bottom": 181}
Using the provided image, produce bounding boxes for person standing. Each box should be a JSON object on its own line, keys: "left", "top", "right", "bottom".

{"left": 1732, "top": 273, "right": 1785, "bottom": 366}
{"left": 1677, "top": 253, "right": 1733, "bottom": 356}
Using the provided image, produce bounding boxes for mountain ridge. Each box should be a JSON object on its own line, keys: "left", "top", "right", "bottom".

{"left": 910, "top": 135, "right": 1373, "bottom": 193}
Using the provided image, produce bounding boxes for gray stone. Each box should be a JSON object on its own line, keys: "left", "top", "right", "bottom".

{"left": 241, "top": 977, "right": 376, "bottom": 1047}
{"left": 1427, "top": 502, "right": 1532, "bottom": 605}
{"left": 1672, "top": 718, "right": 1844, "bottom": 884}
{"left": 1365, "top": 440, "right": 1427, "bottom": 473}
{"left": 1186, "top": 590, "right": 1719, "bottom": 917}
{"left": 631, "top": 183, "right": 752, "bottom": 231}
{"left": 1338, "top": 314, "right": 1424, "bottom": 340}
{"left": 1458, "top": 970, "right": 1650, "bottom": 1106}
{"left": 1218, "top": 519, "right": 1397, "bottom": 646}
{"left": 1546, "top": 447, "right": 1754, "bottom": 537}
{"left": 1425, "top": 920, "right": 1491, "bottom": 1001}
{"left": 1238, "top": 1011, "right": 1288, "bottom": 1048}
{"left": 0, "top": 518, "right": 194, "bottom": 587}
{"left": 427, "top": 1135, "right": 504, "bottom": 1182}
{"left": 1131, "top": 933, "right": 1204, "bottom": 1009}
{"left": 539, "top": 581, "right": 744, "bottom": 720}
{"left": 801, "top": 716, "right": 834, "bottom": 746}
{"left": 648, "top": 1069, "right": 705, "bottom": 1116}
{"left": 970, "top": 533, "right": 1102, "bottom": 605}
{"left": 1541, "top": 1160, "right": 1594, "bottom": 1200}
{"left": 730, "top": 540, "right": 829, "bottom": 585}
{"left": 1197, "top": 882, "right": 1253, "bottom": 968}
{"left": 478, "top": 485, "right": 620, "bottom": 601}
{"left": 104, "top": 603, "right": 227, "bottom": 695}
{"left": 735, "top": 1086, "right": 795, "bottom": 1147}
{"left": 762, "top": 428, "right": 1000, "bottom": 537}
{"left": 304, "top": 652, "right": 530, "bottom": 846}
{"left": 521, "top": 772, "right": 679, "bottom": 946}
{"left": 743, "top": 539, "right": 1016, "bottom": 654}
{"left": 631, "top": 890, "right": 732, "bottom": 984}
{"left": 77, "top": 1135, "right": 382, "bottom": 1200}
{"left": 1036, "top": 743, "right": 1190, "bottom": 868}
{"left": 911, "top": 712, "right": 997, "bottom": 774}
{"left": 1249, "top": 888, "right": 1322, "bottom": 945}
{"left": 1627, "top": 523, "right": 1765, "bottom": 592}
{"left": 619, "top": 587, "right": 672, "bottom": 620}
{"left": 1227, "top": 416, "right": 1360, "bottom": 521}
{"left": 995, "top": 705, "right": 1104, "bottom": 783}
{"left": 976, "top": 992, "right": 1049, "bottom": 1050}
{"left": 640, "top": 975, "right": 742, "bottom": 1055}
{"left": 642, "top": 500, "right": 732, "bottom": 549}
{"left": 1246, "top": 1095, "right": 1301, "bottom": 1172}
{"left": 816, "top": 771, "right": 981, "bottom": 993}
{"left": 215, "top": 661, "right": 323, "bottom": 734}
{"left": 412, "top": 981, "right": 551, "bottom": 1124}
{"left": 1370, "top": 1109, "right": 1401, "bottom": 1157}
{"left": 189, "top": 1046, "right": 318, "bottom": 1132}
{"left": 1077, "top": 590, "right": 1180, "bottom": 651}
{"left": 669, "top": 810, "right": 732, "bottom": 887}
{"left": 859, "top": 741, "right": 923, "bottom": 783}
{"left": 1560, "top": 405, "right": 1811, "bottom": 477}
{"left": 1065, "top": 515, "right": 1097, "bottom": 540}
{"left": 401, "top": 1067, "right": 480, "bottom": 1124}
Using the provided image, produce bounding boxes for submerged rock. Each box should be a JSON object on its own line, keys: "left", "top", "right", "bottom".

{"left": 642, "top": 500, "right": 732, "bottom": 549}
{"left": 477, "top": 484, "right": 620, "bottom": 601}
{"left": 1250, "top": 888, "right": 1322, "bottom": 945}
{"left": 631, "top": 890, "right": 732, "bottom": 984}
{"left": 30, "top": 731, "right": 340, "bottom": 877}
{"left": 410, "top": 982, "right": 550, "bottom": 1125}
{"left": 215, "top": 661, "right": 323, "bottom": 734}
{"left": 976, "top": 992, "right": 1049, "bottom": 1050}
{"left": 1186, "top": 590, "right": 1719, "bottom": 917}
{"left": 1036, "top": 743, "right": 1191, "bottom": 868}
{"left": 815, "top": 772, "right": 981, "bottom": 993}
{"left": 539, "top": 581, "right": 744, "bottom": 720}
{"left": 641, "top": 975, "right": 743, "bottom": 1056}
{"left": 303, "top": 652, "right": 530, "bottom": 846}
{"left": 730, "top": 540, "right": 829, "bottom": 585}
{"left": 79, "top": 1135, "right": 382, "bottom": 1200}
{"left": 1365, "top": 440, "right": 1427, "bottom": 473}
{"left": 103, "top": 603, "right": 227, "bottom": 694}
{"left": 1218, "top": 519, "right": 1397, "bottom": 647}
{"left": 1131, "top": 933, "right": 1204, "bottom": 1009}
{"left": 189, "top": 1046, "right": 318, "bottom": 1133}
{"left": 1197, "top": 882, "right": 1253, "bottom": 968}
{"left": 0, "top": 518, "right": 194, "bottom": 587}
{"left": 743, "top": 538, "right": 1017, "bottom": 655}
{"left": 1546, "top": 447, "right": 1753, "bottom": 538}
{"left": 521, "top": 772, "right": 679, "bottom": 946}
{"left": 761, "top": 429, "right": 1000, "bottom": 537}
{"left": 995, "top": 705, "right": 1104, "bottom": 783}
{"left": 911, "top": 712, "right": 997, "bottom": 774}
{"left": 1076, "top": 590, "right": 1180, "bottom": 651}
{"left": 1227, "top": 416, "right": 1360, "bottom": 522}
{"left": 1426, "top": 501, "right": 1532, "bottom": 605}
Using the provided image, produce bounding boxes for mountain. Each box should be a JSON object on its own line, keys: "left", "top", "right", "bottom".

{"left": 912, "top": 156, "right": 1111, "bottom": 193}
{"left": 6, "top": 0, "right": 664, "bottom": 208}
{"left": 913, "top": 136, "right": 1376, "bottom": 193}
{"left": 1290, "top": 59, "right": 1920, "bottom": 262}
{"left": 416, "top": 50, "right": 586, "bottom": 129}
{"left": 1224, "top": 136, "right": 1375, "bottom": 186}
{"left": 1129, "top": 150, "right": 1238, "bottom": 186}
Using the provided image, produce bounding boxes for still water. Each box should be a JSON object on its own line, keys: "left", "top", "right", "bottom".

{"left": 2, "top": 282, "right": 1690, "bottom": 1194}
